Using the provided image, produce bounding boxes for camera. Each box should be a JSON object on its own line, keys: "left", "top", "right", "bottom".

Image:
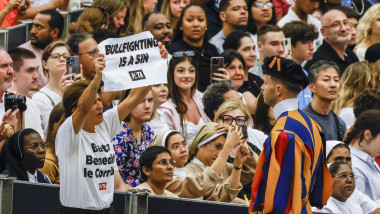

{"left": 4, "top": 92, "right": 27, "bottom": 112}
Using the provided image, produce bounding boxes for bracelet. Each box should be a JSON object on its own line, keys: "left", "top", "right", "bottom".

{"left": 233, "top": 165, "right": 242, "bottom": 170}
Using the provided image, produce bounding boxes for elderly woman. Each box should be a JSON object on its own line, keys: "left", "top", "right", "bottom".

{"left": 134, "top": 146, "right": 178, "bottom": 197}
{"left": 186, "top": 122, "right": 256, "bottom": 203}
{"left": 214, "top": 99, "right": 266, "bottom": 153}
{"left": 1, "top": 129, "right": 51, "bottom": 183}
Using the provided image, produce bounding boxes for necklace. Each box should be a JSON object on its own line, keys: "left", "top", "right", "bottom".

{"left": 191, "top": 46, "right": 204, "bottom": 56}
{"left": 352, "top": 0, "right": 364, "bottom": 16}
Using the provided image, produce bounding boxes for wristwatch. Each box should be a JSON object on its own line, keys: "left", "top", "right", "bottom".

{"left": 233, "top": 165, "right": 242, "bottom": 170}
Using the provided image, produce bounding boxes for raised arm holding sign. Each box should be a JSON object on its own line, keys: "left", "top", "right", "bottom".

{"left": 98, "top": 31, "right": 168, "bottom": 92}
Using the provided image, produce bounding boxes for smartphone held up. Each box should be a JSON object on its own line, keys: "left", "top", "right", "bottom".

{"left": 210, "top": 57, "right": 224, "bottom": 84}
{"left": 66, "top": 56, "right": 80, "bottom": 80}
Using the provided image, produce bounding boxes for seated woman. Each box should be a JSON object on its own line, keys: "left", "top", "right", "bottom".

{"left": 220, "top": 50, "right": 259, "bottom": 116}
{"left": 147, "top": 84, "right": 170, "bottom": 137}
{"left": 316, "top": 162, "right": 361, "bottom": 213}
{"left": 332, "top": 62, "right": 375, "bottom": 129}
{"left": 159, "top": 55, "right": 211, "bottom": 145}
{"left": 214, "top": 96, "right": 267, "bottom": 154}
{"left": 153, "top": 129, "right": 246, "bottom": 201}
{"left": 39, "top": 103, "right": 64, "bottom": 184}
{"left": 112, "top": 90, "right": 155, "bottom": 187}
{"left": 32, "top": 41, "right": 80, "bottom": 134}
{"left": 161, "top": 0, "right": 190, "bottom": 27}
{"left": 324, "top": 140, "right": 380, "bottom": 212}
{"left": 2, "top": 129, "right": 51, "bottom": 183}
{"left": 68, "top": 6, "right": 109, "bottom": 34}
{"left": 253, "top": 92, "right": 275, "bottom": 135}
{"left": 345, "top": 109, "right": 380, "bottom": 202}
{"left": 134, "top": 146, "right": 178, "bottom": 197}
{"left": 186, "top": 122, "right": 255, "bottom": 202}
{"left": 169, "top": 4, "right": 220, "bottom": 92}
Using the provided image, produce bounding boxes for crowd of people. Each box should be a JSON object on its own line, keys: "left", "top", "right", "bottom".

{"left": 0, "top": 0, "right": 379, "bottom": 213}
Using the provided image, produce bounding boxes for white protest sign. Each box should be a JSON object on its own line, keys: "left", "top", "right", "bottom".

{"left": 98, "top": 31, "right": 168, "bottom": 92}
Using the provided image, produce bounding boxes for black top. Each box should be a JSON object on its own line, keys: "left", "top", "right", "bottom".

{"left": 170, "top": 39, "right": 221, "bottom": 92}
{"left": 238, "top": 73, "right": 263, "bottom": 97}
{"left": 205, "top": 0, "right": 222, "bottom": 38}
{"left": 2, "top": 162, "right": 51, "bottom": 184}
{"left": 304, "top": 40, "right": 359, "bottom": 76}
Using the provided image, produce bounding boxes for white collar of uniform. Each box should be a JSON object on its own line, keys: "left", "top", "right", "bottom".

{"left": 192, "top": 157, "right": 206, "bottom": 170}
{"left": 174, "top": 167, "right": 187, "bottom": 177}
{"left": 27, "top": 170, "right": 38, "bottom": 183}
{"left": 350, "top": 145, "right": 376, "bottom": 164}
{"left": 273, "top": 98, "right": 298, "bottom": 120}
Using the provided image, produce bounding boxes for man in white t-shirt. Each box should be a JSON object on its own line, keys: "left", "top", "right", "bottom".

{"left": 277, "top": 0, "right": 323, "bottom": 50}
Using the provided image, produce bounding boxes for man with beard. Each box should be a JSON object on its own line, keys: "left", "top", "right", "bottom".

{"left": 142, "top": 12, "right": 173, "bottom": 49}
{"left": 19, "top": 9, "right": 64, "bottom": 90}
{"left": 209, "top": 0, "right": 249, "bottom": 53}
{"left": 304, "top": 9, "right": 358, "bottom": 75}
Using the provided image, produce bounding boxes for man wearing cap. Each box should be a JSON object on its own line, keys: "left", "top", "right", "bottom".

{"left": 249, "top": 56, "right": 332, "bottom": 213}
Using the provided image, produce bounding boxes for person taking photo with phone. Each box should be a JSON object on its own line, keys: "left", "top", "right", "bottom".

{"left": 32, "top": 41, "right": 82, "bottom": 134}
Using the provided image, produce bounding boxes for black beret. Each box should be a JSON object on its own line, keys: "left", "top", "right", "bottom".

{"left": 365, "top": 43, "right": 380, "bottom": 63}
{"left": 262, "top": 56, "right": 309, "bottom": 89}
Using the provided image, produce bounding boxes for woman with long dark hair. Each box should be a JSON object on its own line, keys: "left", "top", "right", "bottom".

{"left": 170, "top": 4, "right": 220, "bottom": 92}
{"left": 345, "top": 109, "right": 380, "bottom": 202}
{"left": 160, "top": 55, "right": 211, "bottom": 145}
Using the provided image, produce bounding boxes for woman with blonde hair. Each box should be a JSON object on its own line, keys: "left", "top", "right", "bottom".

{"left": 214, "top": 99, "right": 266, "bottom": 156}
{"left": 92, "top": 0, "right": 127, "bottom": 35}
{"left": 332, "top": 62, "right": 375, "bottom": 129}
{"left": 123, "top": 0, "right": 156, "bottom": 36}
{"left": 354, "top": 3, "right": 380, "bottom": 61}
{"left": 161, "top": 0, "right": 191, "bottom": 27}
{"left": 68, "top": 6, "right": 109, "bottom": 34}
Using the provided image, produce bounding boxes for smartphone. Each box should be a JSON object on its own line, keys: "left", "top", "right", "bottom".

{"left": 66, "top": 56, "right": 80, "bottom": 80}
{"left": 341, "top": 0, "right": 352, "bottom": 7}
{"left": 283, "top": 38, "right": 292, "bottom": 58}
{"left": 241, "top": 125, "right": 248, "bottom": 140}
{"left": 210, "top": 57, "right": 224, "bottom": 84}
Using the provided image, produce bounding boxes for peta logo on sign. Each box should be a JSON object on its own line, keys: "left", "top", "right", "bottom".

{"left": 129, "top": 70, "right": 146, "bottom": 81}
{"left": 99, "top": 182, "right": 107, "bottom": 190}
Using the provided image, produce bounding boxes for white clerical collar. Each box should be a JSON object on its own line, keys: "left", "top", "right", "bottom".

{"left": 27, "top": 170, "right": 38, "bottom": 183}
{"left": 192, "top": 157, "right": 207, "bottom": 170}
{"left": 273, "top": 98, "right": 299, "bottom": 120}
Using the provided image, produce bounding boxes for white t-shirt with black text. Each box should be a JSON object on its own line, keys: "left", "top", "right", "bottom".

{"left": 56, "top": 107, "right": 121, "bottom": 210}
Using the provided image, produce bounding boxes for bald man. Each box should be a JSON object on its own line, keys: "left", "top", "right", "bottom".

{"left": 304, "top": 9, "right": 358, "bottom": 75}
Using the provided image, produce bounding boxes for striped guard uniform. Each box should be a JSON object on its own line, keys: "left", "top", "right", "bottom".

{"left": 249, "top": 109, "right": 333, "bottom": 213}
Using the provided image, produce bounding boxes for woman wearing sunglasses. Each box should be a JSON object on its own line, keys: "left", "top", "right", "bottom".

{"left": 246, "top": 0, "right": 277, "bottom": 36}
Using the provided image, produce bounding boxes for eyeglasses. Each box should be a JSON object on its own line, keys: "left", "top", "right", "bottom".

{"left": 253, "top": 1, "right": 273, "bottom": 8}
{"left": 209, "top": 143, "right": 224, "bottom": 151}
{"left": 171, "top": 142, "right": 188, "bottom": 152}
{"left": 221, "top": 115, "right": 247, "bottom": 126}
{"left": 78, "top": 49, "right": 99, "bottom": 57}
{"left": 25, "top": 142, "right": 50, "bottom": 150}
{"left": 322, "top": 20, "right": 352, "bottom": 30}
{"left": 50, "top": 53, "right": 70, "bottom": 60}
{"left": 155, "top": 159, "right": 176, "bottom": 167}
{"left": 335, "top": 173, "right": 357, "bottom": 180}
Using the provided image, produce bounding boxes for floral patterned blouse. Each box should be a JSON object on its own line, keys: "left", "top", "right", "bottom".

{"left": 112, "top": 121, "right": 154, "bottom": 187}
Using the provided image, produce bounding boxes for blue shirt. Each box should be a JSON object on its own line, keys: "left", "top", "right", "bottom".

{"left": 298, "top": 69, "right": 312, "bottom": 109}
